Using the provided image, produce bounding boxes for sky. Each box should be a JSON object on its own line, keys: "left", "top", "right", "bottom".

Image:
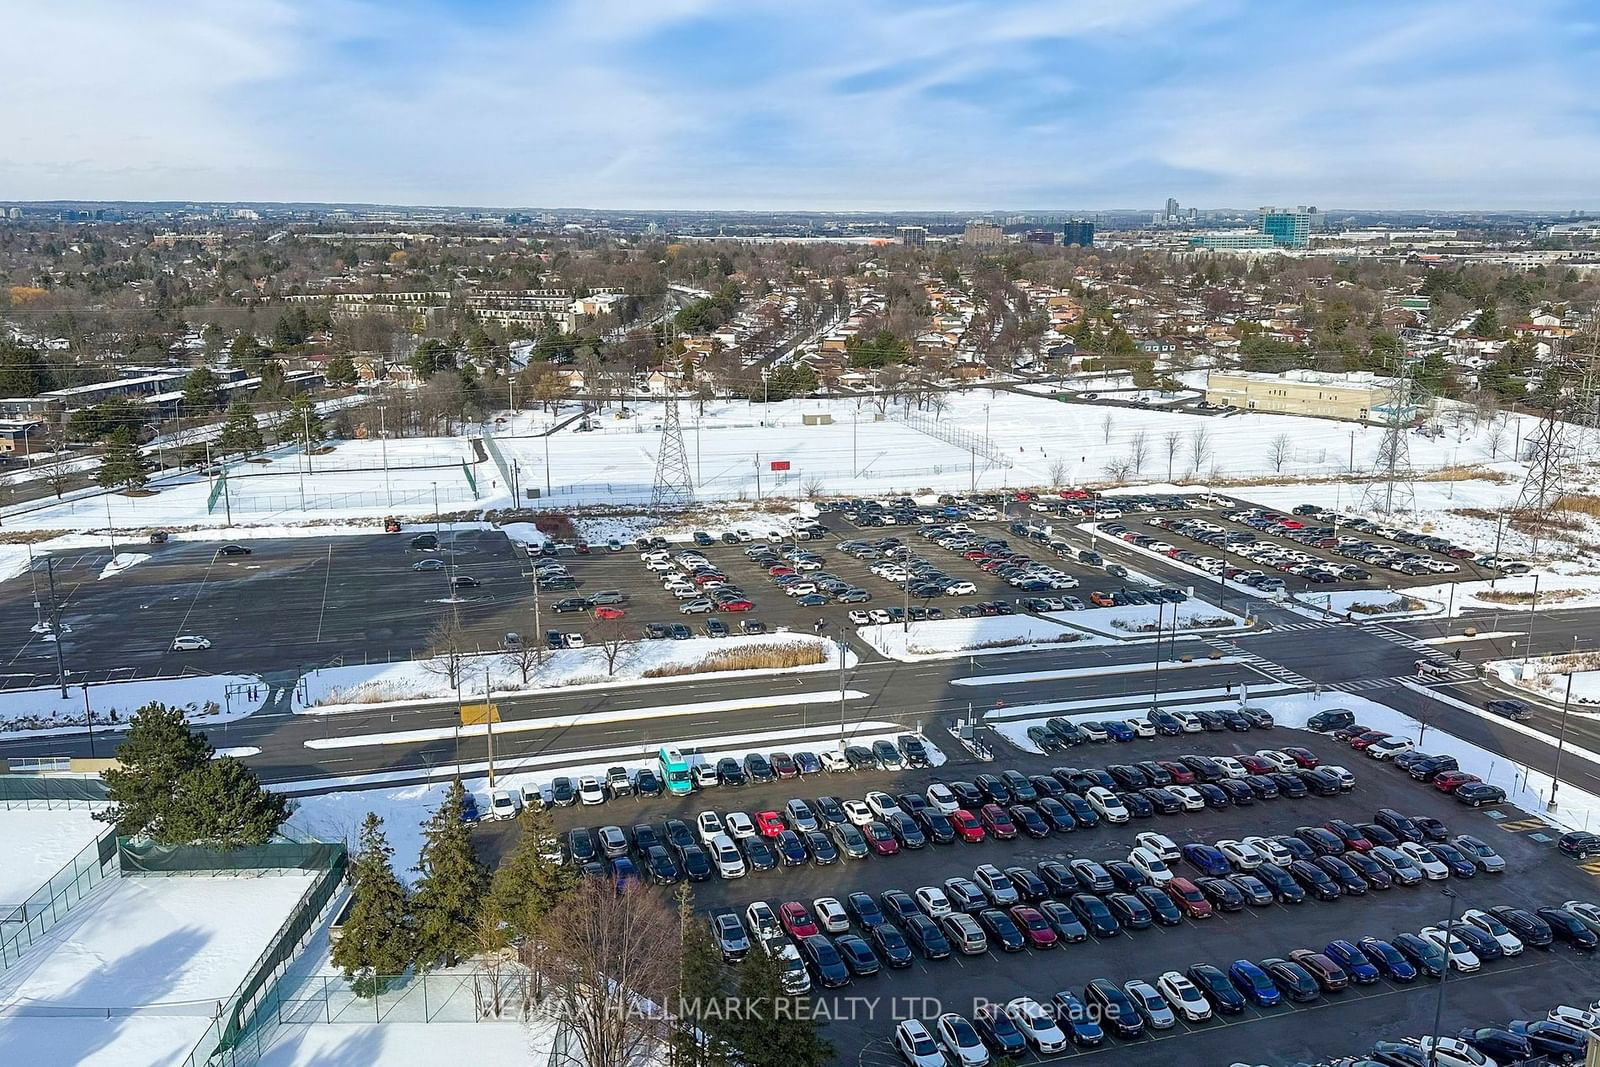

{"left": 6, "top": 0, "right": 1599, "bottom": 211}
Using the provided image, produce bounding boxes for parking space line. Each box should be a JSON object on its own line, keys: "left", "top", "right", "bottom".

{"left": 315, "top": 544, "right": 334, "bottom": 643}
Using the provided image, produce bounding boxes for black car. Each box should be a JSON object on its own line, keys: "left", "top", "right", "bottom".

{"left": 1558, "top": 831, "right": 1600, "bottom": 858}
{"left": 1004, "top": 867, "right": 1050, "bottom": 902}
{"left": 743, "top": 753, "right": 776, "bottom": 782}
{"left": 947, "top": 781, "right": 985, "bottom": 809}
{"left": 977, "top": 908, "right": 1027, "bottom": 951}
{"left": 868, "top": 923, "right": 914, "bottom": 969}
{"left": 1260, "top": 958, "right": 1319, "bottom": 1003}
{"left": 1034, "top": 797, "right": 1078, "bottom": 833}
{"left": 1456, "top": 1027, "right": 1534, "bottom": 1064}
{"left": 1391, "top": 933, "right": 1446, "bottom": 978}
{"left": 1242, "top": 774, "right": 1280, "bottom": 800}
{"left": 1537, "top": 907, "right": 1600, "bottom": 949}
{"left": 1253, "top": 862, "right": 1306, "bottom": 904}
{"left": 1187, "top": 963, "right": 1245, "bottom": 1015}
{"left": 1485, "top": 698, "right": 1531, "bottom": 720}
{"left": 218, "top": 543, "right": 252, "bottom": 556}
{"left": 974, "top": 774, "right": 1012, "bottom": 806}
{"left": 634, "top": 768, "right": 663, "bottom": 797}
{"left": 1271, "top": 772, "right": 1309, "bottom": 798}
{"left": 716, "top": 758, "right": 746, "bottom": 786}
{"left": 1287, "top": 860, "right": 1342, "bottom": 901}
{"left": 742, "top": 837, "right": 778, "bottom": 871}
{"left": 834, "top": 934, "right": 881, "bottom": 976}
{"left": 1117, "top": 791, "right": 1155, "bottom": 818}
{"left": 902, "top": 914, "right": 951, "bottom": 960}
{"left": 1412, "top": 815, "right": 1449, "bottom": 842}
{"left": 1217, "top": 779, "right": 1256, "bottom": 805}
{"left": 913, "top": 808, "right": 956, "bottom": 845}
{"left": 1105, "top": 860, "right": 1149, "bottom": 892}
{"left": 1490, "top": 905, "right": 1554, "bottom": 948}
{"left": 1085, "top": 979, "right": 1144, "bottom": 1039}
{"left": 643, "top": 845, "right": 680, "bottom": 885}
{"left": 566, "top": 827, "right": 597, "bottom": 863}
{"left": 549, "top": 777, "right": 577, "bottom": 806}
{"left": 1009, "top": 804, "right": 1051, "bottom": 839}
{"left": 1508, "top": 1018, "right": 1589, "bottom": 1062}
{"left": 1374, "top": 808, "right": 1423, "bottom": 843}
{"left": 1070, "top": 893, "right": 1120, "bottom": 938}
{"left": 774, "top": 830, "right": 809, "bottom": 866}
{"left": 799, "top": 935, "right": 851, "bottom": 988}
{"left": 972, "top": 1004, "right": 1029, "bottom": 1058}
{"left": 1139, "top": 786, "right": 1184, "bottom": 814}
{"left": 1104, "top": 892, "right": 1153, "bottom": 929}
{"left": 1314, "top": 855, "right": 1368, "bottom": 895}
{"left": 1454, "top": 782, "right": 1507, "bottom": 807}
{"left": 887, "top": 812, "right": 926, "bottom": 850}
{"left": 1195, "top": 877, "right": 1246, "bottom": 912}
{"left": 844, "top": 745, "right": 876, "bottom": 770}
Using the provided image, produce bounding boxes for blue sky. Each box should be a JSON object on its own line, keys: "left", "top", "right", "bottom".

{"left": 7, "top": 0, "right": 1598, "bottom": 209}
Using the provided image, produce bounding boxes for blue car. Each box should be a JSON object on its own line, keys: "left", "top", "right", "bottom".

{"left": 1324, "top": 939, "right": 1381, "bottom": 984}
{"left": 1183, "top": 843, "right": 1232, "bottom": 877}
{"left": 1049, "top": 991, "right": 1105, "bottom": 1047}
{"left": 1228, "top": 959, "right": 1282, "bottom": 1006}
{"left": 610, "top": 856, "right": 639, "bottom": 890}
{"left": 1103, "top": 720, "right": 1137, "bottom": 742}
{"left": 1357, "top": 936, "right": 1419, "bottom": 982}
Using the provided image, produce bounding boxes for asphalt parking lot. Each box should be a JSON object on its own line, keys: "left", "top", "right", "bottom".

{"left": 519, "top": 727, "right": 1600, "bottom": 1066}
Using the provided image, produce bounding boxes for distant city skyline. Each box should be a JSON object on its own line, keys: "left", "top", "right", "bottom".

{"left": 7, "top": 0, "right": 1599, "bottom": 210}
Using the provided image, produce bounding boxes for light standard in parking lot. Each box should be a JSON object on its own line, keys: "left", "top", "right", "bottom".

{"left": 1428, "top": 887, "right": 1460, "bottom": 1067}
{"left": 1550, "top": 671, "right": 1575, "bottom": 813}
{"left": 1520, "top": 571, "right": 1540, "bottom": 669}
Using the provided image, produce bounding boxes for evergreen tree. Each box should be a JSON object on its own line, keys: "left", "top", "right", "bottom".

{"left": 181, "top": 366, "right": 223, "bottom": 413}
{"left": 278, "top": 394, "right": 326, "bottom": 448}
{"left": 161, "top": 755, "right": 288, "bottom": 848}
{"left": 230, "top": 333, "right": 267, "bottom": 374}
{"left": 412, "top": 338, "right": 452, "bottom": 378}
{"left": 726, "top": 945, "right": 832, "bottom": 1067}
{"left": 95, "top": 427, "right": 152, "bottom": 491}
{"left": 411, "top": 780, "right": 488, "bottom": 968}
{"left": 488, "top": 806, "right": 575, "bottom": 942}
{"left": 326, "top": 352, "right": 358, "bottom": 386}
{"left": 332, "top": 813, "right": 414, "bottom": 997}
{"left": 216, "top": 401, "right": 263, "bottom": 456}
{"left": 0, "top": 337, "right": 54, "bottom": 395}
{"left": 673, "top": 885, "right": 733, "bottom": 1067}
{"left": 99, "top": 702, "right": 214, "bottom": 838}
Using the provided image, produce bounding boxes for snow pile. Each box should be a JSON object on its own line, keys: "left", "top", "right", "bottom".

{"left": 0, "top": 674, "right": 264, "bottom": 739}
{"left": 296, "top": 635, "right": 849, "bottom": 713}
{"left": 1048, "top": 601, "right": 1251, "bottom": 637}
{"left": 97, "top": 552, "right": 150, "bottom": 580}
{"left": 1489, "top": 655, "right": 1600, "bottom": 706}
{"left": 1292, "top": 588, "right": 1438, "bottom": 619}
{"left": 0, "top": 807, "right": 107, "bottom": 908}
{"left": 859, "top": 616, "right": 1109, "bottom": 661}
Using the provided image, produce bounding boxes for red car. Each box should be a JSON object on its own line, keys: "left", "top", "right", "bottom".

{"left": 1349, "top": 731, "right": 1390, "bottom": 751}
{"left": 963, "top": 551, "right": 990, "bottom": 561}
{"left": 692, "top": 572, "right": 724, "bottom": 586}
{"left": 979, "top": 803, "right": 1018, "bottom": 840}
{"left": 1281, "top": 746, "right": 1319, "bottom": 768}
{"left": 1164, "top": 877, "right": 1213, "bottom": 919}
{"left": 779, "top": 901, "right": 818, "bottom": 938}
{"left": 768, "top": 565, "right": 795, "bottom": 577}
{"left": 721, "top": 600, "right": 754, "bottom": 612}
{"left": 1061, "top": 490, "right": 1090, "bottom": 500}
{"left": 1323, "top": 820, "right": 1373, "bottom": 852}
{"left": 1433, "top": 771, "right": 1482, "bottom": 794}
{"left": 951, "top": 809, "right": 986, "bottom": 843}
{"left": 594, "top": 606, "right": 626, "bottom": 620}
{"left": 1158, "top": 761, "right": 1197, "bottom": 785}
{"left": 1010, "top": 905, "right": 1058, "bottom": 948}
{"left": 1239, "top": 755, "right": 1275, "bottom": 775}
{"left": 864, "top": 820, "right": 900, "bottom": 856}
{"left": 755, "top": 811, "right": 786, "bottom": 837}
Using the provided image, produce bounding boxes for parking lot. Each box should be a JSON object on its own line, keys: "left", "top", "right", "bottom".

{"left": 522, "top": 723, "right": 1600, "bottom": 1066}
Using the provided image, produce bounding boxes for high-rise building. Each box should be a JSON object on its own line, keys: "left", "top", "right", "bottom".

{"left": 1061, "top": 219, "right": 1095, "bottom": 247}
{"left": 961, "top": 221, "right": 1004, "bottom": 247}
{"left": 1165, "top": 198, "right": 1180, "bottom": 220}
{"left": 1258, "top": 207, "right": 1311, "bottom": 247}
{"left": 897, "top": 225, "right": 928, "bottom": 248}
{"left": 1023, "top": 229, "right": 1057, "bottom": 245}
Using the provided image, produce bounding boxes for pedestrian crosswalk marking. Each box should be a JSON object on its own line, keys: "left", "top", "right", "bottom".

{"left": 1496, "top": 818, "right": 1546, "bottom": 832}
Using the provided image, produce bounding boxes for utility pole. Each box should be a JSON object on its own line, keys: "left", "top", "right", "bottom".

{"left": 82, "top": 684, "right": 97, "bottom": 758}
{"left": 485, "top": 668, "right": 496, "bottom": 788}
{"left": 46, "top": 559, "right": 68, "bottom": 698}
{"left": 103, "top": 492, "right": 117, "bottom": 556}
{"left": 1521, "top": 572, "right": 1540, "bottom": 669}
{"left": 544, "top": 432, "right": 551, "bottom": 495}
{"left": 837, "top": 635, "right": 847, "bottom": 746}
{"left": 1549, "top": 671, "right": 1574, "bottom": 812}
{"left": 378, "top": 403, "right": 392, "bottom": 505}
{"left": 432, "top": 482, "right": 441, "bottom": 537}
{"left": 1150, "top": 600, "right": 1164, "bottom": 709}
{"left": 755, "top": 452, "right": 762, "bottom": 501}
{"left": 1428, "top": 888, "right": 1460, "bottom": 1067}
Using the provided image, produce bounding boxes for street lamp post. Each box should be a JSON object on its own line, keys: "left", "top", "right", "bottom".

{"left": 1428, "top": 887, "right": 1460, "bottom": 1067}
{"left": 1549, "top": 671, "right": 1575, "bottom": 812}
{"left": 1521, "top": 572, "right": 1540, "bottom": 669}
{"left": 1150, "top": 601, "right": 1164, "bottom": 709}
{"left": 377, "top": 404, "right": 392, "bottom": 505}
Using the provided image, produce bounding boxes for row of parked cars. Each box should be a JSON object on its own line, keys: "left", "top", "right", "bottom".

{"left": 1330, "top": 720, "right": 1511, "bottom": 807}
{"left": 1023, "top": 704, "right": 1274, "bottom": 754}
{"left": 1090, "top": 518, "right": 1284, "bottom": 593}
{"left": 735, "top": 541, "right": 882, "bottom": 609}
{"left": 894, "top": 910, "right": 1600, "bottom": 1065}
{"left": 640, "top": 546, "right": 758, "bottom": 615}
{"left": 1287, "top": 502, "right": 1531, "bottom": 575}
{"left": 1149, "top": 514, "right": 1373, "bottom": 584}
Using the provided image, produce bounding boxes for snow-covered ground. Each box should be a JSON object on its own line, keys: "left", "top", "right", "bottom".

{"left": 1046, "top": 601, "right": 1250, "bottom": 637}
{"left": 0, "top": 674, "right": 263, "bottom": 740}
{"left": 0, "top": 806, "right": 106, "bottom": 908}
{"left": 1294, "top": 564, "right": 1600, "bottom": 620}
{"left": 1489, "top": 655, "right": 1600, "bottom": 705}
{"left": 96, "top": 553, "right": 149, "bottom": 581}
{"left": 858, "top": 615, "right": 1109, "bottom": 661}
{"left": 0, "top": 872, "right": 319, "bottom": 1067}
{"left": 295, "top": 634, "right": 848, "bottom": 713}
{"left": 255, "top": 1022, "right": 548, "bottom": 1066}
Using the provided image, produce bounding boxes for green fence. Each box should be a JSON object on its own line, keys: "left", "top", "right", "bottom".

{"left": 0, "top": 828, "right": 118, "bottom": 973}
{"left": 0, "top": 773, "right": 109, "bottom": 808}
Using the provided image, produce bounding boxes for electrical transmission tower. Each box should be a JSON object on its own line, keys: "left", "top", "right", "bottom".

{"left": 1361, "top": 354, "right": 1421, "bottom": 515}
{"left": 650, "top": 306, "right": 695, "bottom": 513}
{"left": 1513, "top": 328, "right": 1596, "bottom": 560}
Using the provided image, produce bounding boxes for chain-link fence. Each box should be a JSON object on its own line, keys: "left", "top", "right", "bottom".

{"left": 0, "top": 772, "right": 109, "bottom": 808}
{"left": 0, "top": 828, "right": 118, "bottom": 973}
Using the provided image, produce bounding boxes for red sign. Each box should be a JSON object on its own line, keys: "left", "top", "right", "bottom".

{"left": 770, "top": 460, "right": 791, "bottom": 471}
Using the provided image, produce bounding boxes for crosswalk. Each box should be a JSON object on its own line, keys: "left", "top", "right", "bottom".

{"left": 1269, "top": 619, "right": 1341, "bottom": 633}
{"left": 1362, "top": 622, "right": 1433, "bottom": 651}
{"left": 1203, "top": 638, "right": 1320, "bottom": 689}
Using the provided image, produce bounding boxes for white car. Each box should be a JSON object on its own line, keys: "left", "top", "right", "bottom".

{"left": 1167, "top": 785, "right": 1206, "bottom": 812}
{"left": 1135, "top": 831, "right": 1180, "bottom": 862}
{"left": 1321, "top": 764, "right": 1356, "bottom": 789}
{"left": 934, "top": 1014, "right": 990, "bottom": 1067}
{"left": 1172, "top": 712, "right": 1204, "bottom": 733}
{"left": 945, "top": 581, "right": 977, "bottom": 596}
{"left": 1127, "top": 846, "right": 1175, "bottom": 885}
{"left": 894, "top": 1020, "right": 945, "bottom": 1067}
{"left": 773, "top": 943, "right": 810, "bottom": 994}
{"left": 1254, "top": 750, "right": 1297, "bottom": 772}
{"left": 914, "top": 886, "right": 952, "bottom": 919}
{"left": 814, "top": 897, "right": 850, "bottom": 933}
{"left": 926, "top": 783, "right": 960, "bottom": 816}
{"left": 1003, "top": 998, "right": 1068, "bottom": 1054}
{"left": 847, "top": 610, "right": 871, "bottom": 626}
{"left": 1404, "top": 1037, "right": 1492, "bottom": 1067}
{"left": 708, "top": 834, "right": 746, "bottom": 879}
{"left": 1419, "top": 926, "right": 1482, "bottom": 973}
{"left": 843, "top": 800, "right": 874, "bottom": 827}
{"left": 1155, "top": 971, "right": 1212, "bottom": 1022}
{"left": 1125, "top": 718, "right": 1157, "bottom": 739}
{"left": 1240, "top": 836, "right": 1294, "bottom": 866}
{"left": 1079, "top": 722, "right": 1109, "bottom": 742}
{"left": 1461, "top": 909, "right": 1524, "bottom": 956}
{"left": 1367, "top": 737, "right": 1414, "bottom": 760}
{"left": 1216, "top": 839, "right": 1264, "bottom": 870}
{"left": 171, "top": 635, "right": 212, "bottom": 651}
{"left": 1123, "top": 980, "right": 1176, "bottom": 1030}
{"left": 1399, "top": 841, "right": 1451, "bottom": 880}
{"left": 865, "top": 790, "right": 902, "bottom": 820}
{"left": 696, "top": 811, "right": 725, "bottom": 845}
{"left": 488, "top": 789, "right": 520, "bottom": 821}
{"left": 576, "top": 777, "right": 605, "bottom": 805}
{"left": 867, "top": 609, "right": 893, "bottom": 624}
{"left": 1085, "top": 786, "right": 1129, "bottom": 823}
{"left": 1211, "top": 756, "right": 1248, "bottom": 779}
{"left": 1548, "top": 1004, "right": 1600, "bottom": 1040}
{"left": 745, "top": 900, "right": 781, "bottom": 939}
{"left": 691, "top": 764, "right": 720, "bottom": 789}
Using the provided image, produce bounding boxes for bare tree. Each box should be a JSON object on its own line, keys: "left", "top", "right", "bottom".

{"left": 1267, "top": 432, "right": 1293, "bottom": 472}
{"left": 802, "top": 474, "right": 825, "bottom": 498}
{"left": 1047, "top": 458, "right": 1068, "bottom": 486}
{"left": 595, "top": 619, "right": 634, "bottom": 677}
{"left": 1101, "top": 458, "right": 1134, "bottom": 481}
{"left": 534, "top": 880, "right": 679, "bottom": 1067}
{"left": 1128, "top": 430, "right": 1150, "bottom": 474}
{"left": 1163, "top": 430, "right": 1183, "bottom": 481}
{"left": 421, "top": 612, "right": 467, "bottom": 689}
{"left": 1100, "top": 411, "right": 1115, "bottom": 444}
{"left": 1188, "top": 425, "right": 1214, "bottom": 474}
{"left": 1481, "top": 423, "right": 1507, "bottom": 459}
{"left": 507, "top": 640, "right": 544, "bottom": 686}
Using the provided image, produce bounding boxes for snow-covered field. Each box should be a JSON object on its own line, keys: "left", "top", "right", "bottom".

{"left": 858, "top": 615, "right": 1107, "bottom": 660}
{"left": 1490, "top": 655, "right": 1600, "bottom": 705}
{"left": 0, "top": 806, "right": 106, "bottom": 908}
{"left": 295, "top": 634, "right": 848, "bottom": 713}
{"left": 1046, "top": 601, "right": 1250, "bottom": 637}
{"left": 0, "top": 674, "right": 263, "bottom": 740}
{"left": 256, "top": 1022, "right": 547, "bottom": 1066}
{"left": 0, "top": 872, "right": 318, "bottom": 1067}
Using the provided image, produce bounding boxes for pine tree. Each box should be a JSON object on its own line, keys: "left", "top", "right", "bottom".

{"left": 216, "top": 401, "right": 263, "bottom": 457}
{"left": 726, "top": 947, "right": 833, "bottom": 1067}
{"left": 99, "top": 702, "right": 214, "bottom": 838}
{"left": 332, "top": 813, "right": 414, "bottom": 997}
{"left": 326, "top": 353, "right": 357, "bottom": 386}
{"left": 278, "top": 395, "right": 326, "bottom": 448}
{"left": 673, "top": 885, "right": 733, "bottom": 1067}
{"left": 181, "top": 367, "right": 223, "bottom": 413}
{"left": 161, "top": 755, "right": 288, "bottom": 848}
{"left": 411, "top": 780, "right": 488, "bottom": 969}
{"left": 488, "top": 805, "right": 575, "bottom": 942}
{"left": 95, "top": 427, "right": 151, "bottom": 491}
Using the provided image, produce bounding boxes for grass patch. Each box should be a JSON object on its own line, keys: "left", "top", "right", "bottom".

{"left": 1347, "top": 596, "right": 1427, "bottom": 614}
{"left": 1557, "top": 495, "right": 1600, "bottom": 518}
{"left": 1477, "top": 588, "right": 1586, "bottom": 606}
{"left": 907, "top": 634, "right": 1083, "bottom": 654}
{"left": 642, "top": 641, "right": 828, "bottom": 677}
